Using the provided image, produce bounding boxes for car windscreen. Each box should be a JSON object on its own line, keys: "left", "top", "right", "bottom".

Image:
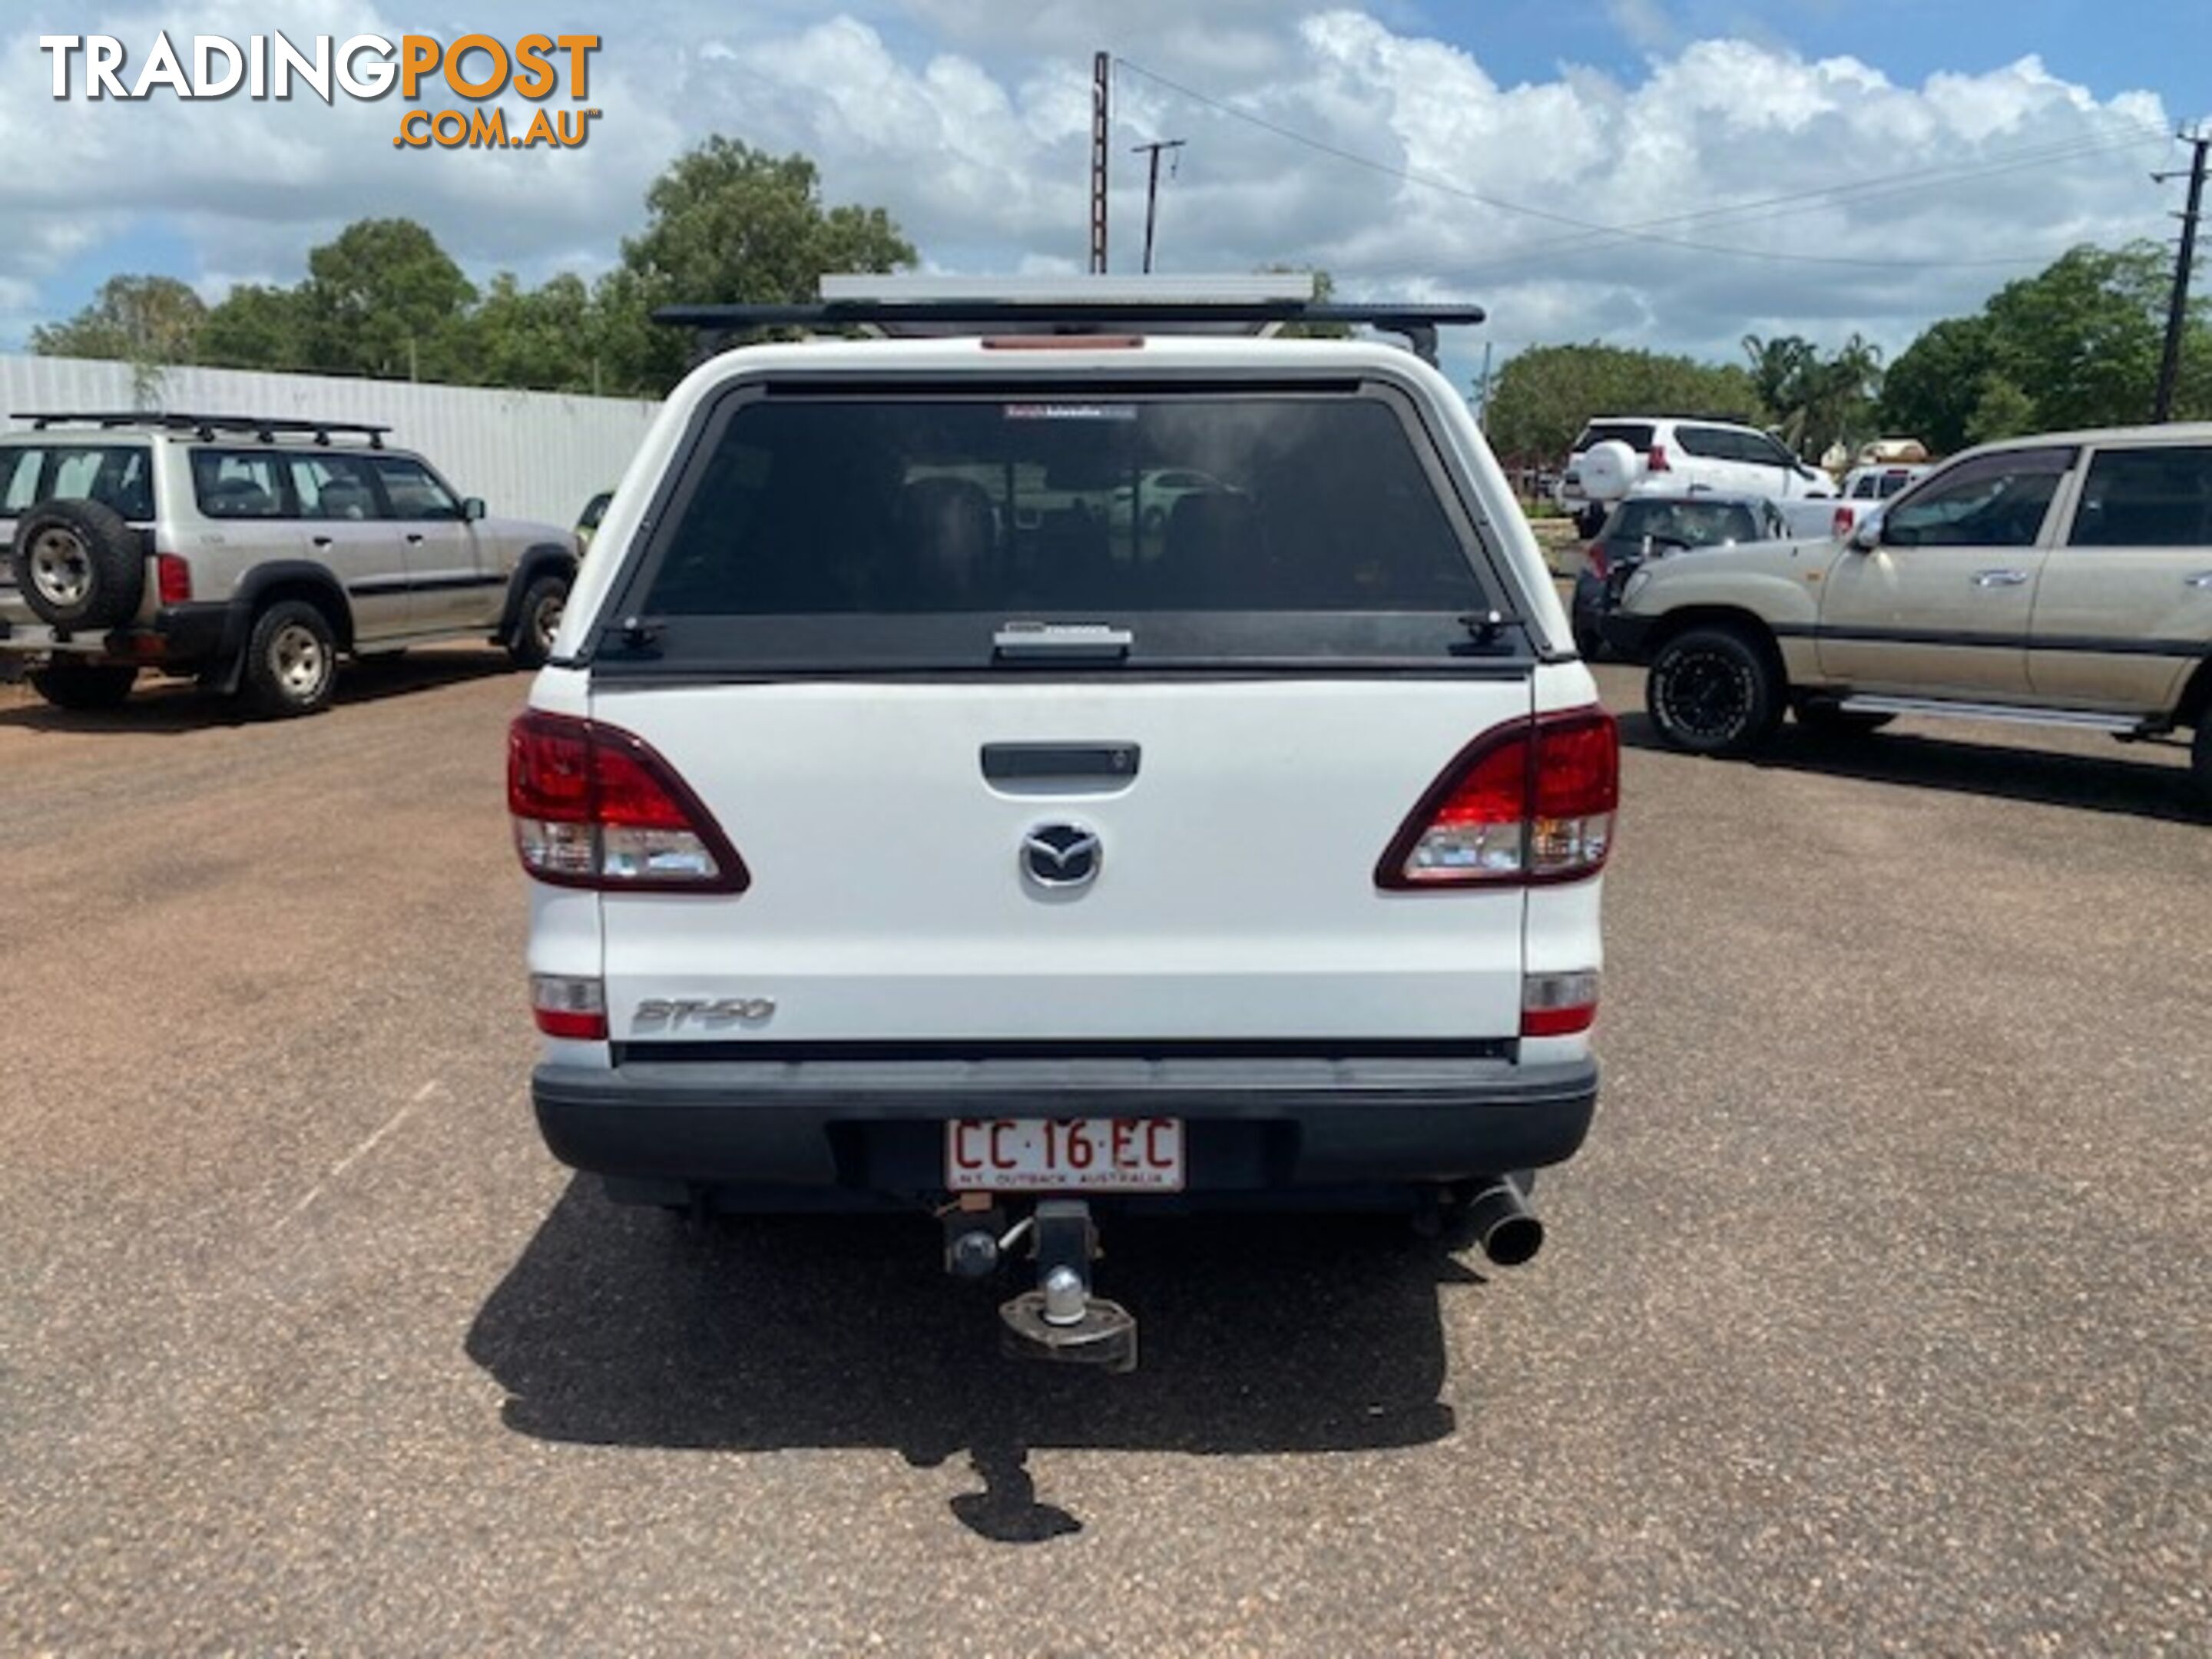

{"left": 0, "top": 443, "right": 154, "bottom": 522}
{"left": 1572, "top": 422, "right": 1655, "bottom": 455}
{"left": 595, "top": 385, "right": 1505, "bottom": 671}
{"left": 1603, "top": 498, "right": 1760, "bottom": 548}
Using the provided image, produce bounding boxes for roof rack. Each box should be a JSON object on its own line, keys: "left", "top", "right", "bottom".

{"left": 12, "top": 412, "right": 390, "bottom": 448}
{"left": 651, "top": 279, "right": 1486, "bottom": 367}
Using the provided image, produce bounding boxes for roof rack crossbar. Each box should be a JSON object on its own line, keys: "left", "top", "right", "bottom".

{"left": 12, "top": 412, "right": 392, "bottom": 447}
{"left": 650, "top": 300, "right": 1485, "bottom": 366}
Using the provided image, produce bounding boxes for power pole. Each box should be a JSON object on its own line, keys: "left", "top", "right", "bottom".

{"left": 1474, "top": 339, "right": 1495, "bottom": 430}
{"left": 2154, "top": 128, "right": 2208, "bottom": 422}
{"left": 1089, "top": 53, "right": 1111, "bottom": 275}
{"left": 1131, "top": 138, "right": 1185, "bottom": 275}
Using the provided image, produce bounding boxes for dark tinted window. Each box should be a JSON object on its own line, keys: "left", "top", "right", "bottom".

{"left": 2068, "top": 446, "right": 2212, "bottom": 548}
{"left": 0, "top": 444, "right": 154, "bottom": 518}
{"left": 636, "top": 394, "right": 1484, "bottom": 619}
{"left": 1884, "top": 447, "right": 2074, "bottom": 549}
{"left": 192, "top": 449, "right": 288, "bottom": 518}
{"left": 1604, "top": 498, "right": 1761, "bottom": 548}
{"left": 1574, "top": 422, "right": 1654, "bottom": 453}
{"left": 1674, "top": 426, "right": 1735, "bottom": 460}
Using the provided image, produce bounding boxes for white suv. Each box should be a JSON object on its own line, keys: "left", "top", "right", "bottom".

{"left": 508, "top": 280, "right": 1618, "bottom": 1370}
{"left": 1557, "top": 415, "right": 1835, "bottom": 535}
{"left": 0, "top": 412, "right": 579, "bottom": 715}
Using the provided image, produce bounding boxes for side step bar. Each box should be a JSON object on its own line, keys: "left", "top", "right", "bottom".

{"left": 1836, "top": 695, "right": 2151, "bottom": 735}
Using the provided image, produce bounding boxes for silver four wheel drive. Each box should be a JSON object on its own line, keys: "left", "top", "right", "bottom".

{"left": 508, "top": 279, "right": 1618, "bottom": 1371}
{"left": 0, "top": 412, "right": 580, "bottom": 716}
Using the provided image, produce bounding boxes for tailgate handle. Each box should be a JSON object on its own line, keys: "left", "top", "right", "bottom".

{"left": 982, "top": 743, "right": 1141, "bottom": 783}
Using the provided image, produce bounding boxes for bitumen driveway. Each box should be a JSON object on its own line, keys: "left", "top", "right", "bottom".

{"left": 1, "top": 651, "right": 2205, "bottom": 1653}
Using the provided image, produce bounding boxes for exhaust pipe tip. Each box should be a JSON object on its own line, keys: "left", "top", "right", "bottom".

{"left": 1465, "top": 1180, "right": 1545, "bottom": 1267}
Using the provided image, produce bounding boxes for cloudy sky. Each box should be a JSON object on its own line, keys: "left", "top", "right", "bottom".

{"left": 3, "top": 0, "right": 2208, "bottom": 389}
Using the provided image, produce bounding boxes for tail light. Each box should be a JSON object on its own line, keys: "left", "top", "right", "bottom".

{"left": 531, "top": 974, "right": 608, "bottom": 1039}
{"left": 1376, "top": 707, "right": 1618, "bottom": 889}
{"left": 1585, "top": 544, "right": 1608, "bottom": 580}
{"left": 155, "top": 553, "right": 191, "bottom": 606}
{"left": 1832, "top": 505, "right": 1855, "bottom": 538}
{"left": 1647, "top": 443, "right": 1671, "bottom": 472}
{"left": 1522, "top": 969, "right": 1599, "bottom": 1036}
{"left": 507, "top": 710, "right": 748, "bottom": 892}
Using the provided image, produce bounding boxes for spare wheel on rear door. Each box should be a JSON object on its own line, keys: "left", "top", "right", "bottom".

{"left": 9, "top": 498, "right": 144, "bottom": 628}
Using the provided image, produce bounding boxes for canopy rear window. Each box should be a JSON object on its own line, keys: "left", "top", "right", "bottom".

{"left": 598, "top": 386, "right": 1504, "bottom": 671}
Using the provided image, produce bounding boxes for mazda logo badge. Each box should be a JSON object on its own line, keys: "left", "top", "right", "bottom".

{"left": 1021, "top": 822, "right": 1102, "bottom": 889}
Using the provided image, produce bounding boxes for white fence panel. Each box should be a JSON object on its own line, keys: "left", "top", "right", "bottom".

{"left": 0, "top": 354, "right": 661, "bottom": 528}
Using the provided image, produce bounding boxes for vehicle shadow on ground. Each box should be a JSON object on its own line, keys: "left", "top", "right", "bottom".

{"left": 466, "top": 1178, "right": 1477, "bottom": 1542}
{"left": 0, "top": 649, "right": 515, "bottom": 733}
{"left": 1615, "top": 711, "right": 2206, "bottom": 823}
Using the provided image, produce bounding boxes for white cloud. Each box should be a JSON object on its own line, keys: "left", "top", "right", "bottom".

{"left": 0, "top": 1, "right": 2179, "bottom": 381}
{"left": 1605, "top": 0, "right": 1681, "bottom": 55}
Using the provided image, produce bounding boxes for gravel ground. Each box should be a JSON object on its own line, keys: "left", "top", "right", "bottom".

{"left": 0, "top": 650, "right": 2205, "bottom": 1654}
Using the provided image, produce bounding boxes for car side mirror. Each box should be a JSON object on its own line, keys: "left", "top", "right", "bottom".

{"left": 461, "top": 496, "right": 487, "bottom": 522}
{"left": 1849, "top": 522, "right": 1881, "bottom": 552}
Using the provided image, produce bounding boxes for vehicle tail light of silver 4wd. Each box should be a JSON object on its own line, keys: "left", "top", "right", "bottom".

{"left": 507, "top": 711, "right": 749, "bottom": 892}
{"left": 1376, "top": 707, "right": 1619, "bottom": 888}
{"left": 155, "top": 553, "right": 191, "bottom": 605}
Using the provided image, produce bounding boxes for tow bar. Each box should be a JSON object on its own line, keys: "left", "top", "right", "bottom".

{"left": 943, "top": 1198, "right": 1138, "bottom": 1373}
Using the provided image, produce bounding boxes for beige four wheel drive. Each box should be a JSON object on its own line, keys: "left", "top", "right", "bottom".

{"left": 1601, "top": 425, "right": 2212, "bottom": 803}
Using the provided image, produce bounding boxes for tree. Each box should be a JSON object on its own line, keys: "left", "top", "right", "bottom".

{"left": 1982, "top": 242, "right": 2173, "bottom": 432}
{"left": 1878, "top": 316, "right": 1993, "bottom": 455}
{"left": 1485, "top": 343, "right": 1765, "bottom": 462}
{"left": 460, "top": 271, "right": 601, "bottom": 392}
{"left": 1963, "top": 374, "right": 2036, "bottom": 445}
{"left": 604, "top": 137, "right": 916, "bottom": 394}
{"left": 1883, "top": 241, "right": 2212, "bottom": 449}
{"left": 302, "top": 217, "right": 477, "bottom": 381}
{"left": 197, "top": 282, "right": 315, "bottom": 372}
{"left": 31, "top": 275, "right": 207, "bottom": 366}
{"left": 1742, "top": 332, "right": 1883, "bottom": 462}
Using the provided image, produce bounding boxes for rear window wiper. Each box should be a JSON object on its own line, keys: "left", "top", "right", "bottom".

{"left": 991, "top": 621, "right": 1134, "bottom": 663}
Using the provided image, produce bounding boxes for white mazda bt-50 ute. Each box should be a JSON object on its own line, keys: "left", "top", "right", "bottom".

{"left": 508, "top": 278, "right": 1617, "bottom": 1369}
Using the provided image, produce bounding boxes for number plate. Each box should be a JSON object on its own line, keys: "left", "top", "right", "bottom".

{"left": 945, "top": 1118, "right": 1185, "bottom": 1192}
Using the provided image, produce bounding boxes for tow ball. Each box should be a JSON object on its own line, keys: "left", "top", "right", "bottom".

{"left": 942, "top": 1197, "right": 1137, "bottom": 1373}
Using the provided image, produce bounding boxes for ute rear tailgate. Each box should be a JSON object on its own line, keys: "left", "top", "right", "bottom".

{"left": 591, "top": 674, "right": 1535, "bottom": 1044}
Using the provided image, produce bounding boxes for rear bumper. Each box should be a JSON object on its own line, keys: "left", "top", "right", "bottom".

{"left": 0, "top": 601, "right": 230, "bottom": 668}
{"left": 533, "top": 1051, "right": 1598, "bottom": 1199}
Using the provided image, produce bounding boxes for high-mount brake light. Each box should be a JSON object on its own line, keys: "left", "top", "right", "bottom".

{"left": 980, "top": 335, "right": 1145, "bottom": 350}
{"left": 507, "top": 710, "right": 748, "bottom": 892}
{"left": 1376, "top": 707, "right": 1618, "bottom": 889}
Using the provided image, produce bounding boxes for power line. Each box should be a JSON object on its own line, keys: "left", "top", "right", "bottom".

{"left": 1113, "top": 55, "right": 2170, "bottom": 271}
